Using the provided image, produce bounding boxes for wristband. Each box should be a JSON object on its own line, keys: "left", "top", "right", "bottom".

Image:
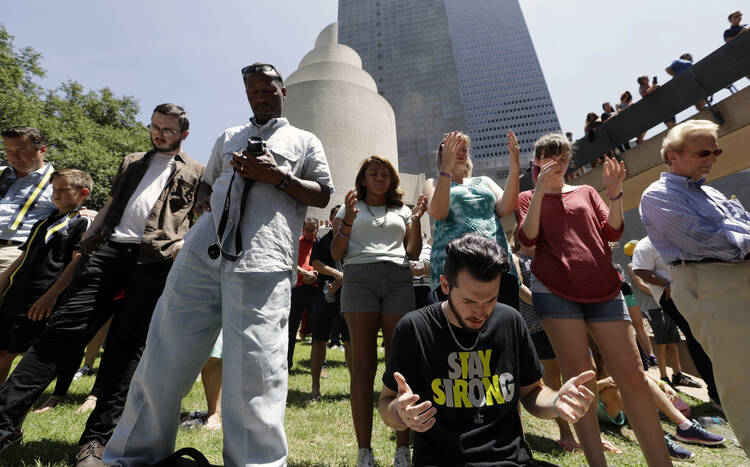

{"left": 657, "top": 379, "right": 665, "bottom": 389}
{"left": 607, "top": 190, "right": 623, "bottom": 201}
{"left": 393, "top": 402, "right": 407, "bottom": 427}
{"left": 552, "top": 393, "right": 560, "bottom": 415}
{"left": 342, "top": 219, "right": 353, "bottom": 227}
{"left": 439, "top": 171, "right": 452, "bottom": 178}
{"left": 337, "top": 226, "right": 350, "bottom": 238}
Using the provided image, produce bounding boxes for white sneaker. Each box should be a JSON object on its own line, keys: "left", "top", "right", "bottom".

{"left": 356, "top": 448, "right": 375, "bottom": 467}
{"left": 394, "top": 446, "right": 410, "bottom": 466}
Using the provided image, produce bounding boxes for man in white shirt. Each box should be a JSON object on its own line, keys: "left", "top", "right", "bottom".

{"left": 0, "top": 104, "right": 204, "bottom": 467}
{"left": 631, "top": 236, "right": 720, "bottom": 405}
{"left": 105, "top": 63, "right": 332, "bottom": 467}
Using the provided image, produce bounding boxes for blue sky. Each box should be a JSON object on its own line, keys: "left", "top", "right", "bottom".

{"left": 3, "top": 0, "right": 745, "bottom": 164}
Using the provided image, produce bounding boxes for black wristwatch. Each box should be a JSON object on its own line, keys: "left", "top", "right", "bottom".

{"left": 276, "top": 171, "right": 292, "bottom": 191}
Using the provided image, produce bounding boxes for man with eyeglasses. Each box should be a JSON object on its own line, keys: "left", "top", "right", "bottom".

{"left": 724, "top": 11, "right": 747, "bottom": 43}
{"left": 105, "top": 63, "right": 332, "bottom": 467}
{"left": 0, "top": 104, "right": 204, "bottom": 467}
{"left": 640, "top": 119, "right": 750, "bottom": 456}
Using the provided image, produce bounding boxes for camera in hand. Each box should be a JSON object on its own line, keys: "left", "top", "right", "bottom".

{"left": 207, "top": 136, "right": 267, "bottom": 260}
{"left": 652, "top": 76, "right": 658, "bottom": 84}
{"left": 247, "top": 136, "right": 266, "bottom": 155}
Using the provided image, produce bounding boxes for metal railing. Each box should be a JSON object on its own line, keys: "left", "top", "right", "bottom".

{"left": 519, "top": 31, "right": 750, "bottom": 191}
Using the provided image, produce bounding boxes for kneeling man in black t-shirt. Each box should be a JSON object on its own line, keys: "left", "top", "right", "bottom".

{"left": 379, "top": 233, "right": 595, "bottom": 466}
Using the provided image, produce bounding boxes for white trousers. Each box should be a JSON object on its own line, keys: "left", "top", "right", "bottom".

{"left": 671, "top": 260, "right": 750, "bottom": 457}
{"left": 103, "top": 248, "right": 292, "bottom": 467}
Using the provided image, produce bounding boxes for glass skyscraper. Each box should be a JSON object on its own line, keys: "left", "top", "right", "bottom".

{"left": 338, "top": 0, "right": 561, "bottom": 181}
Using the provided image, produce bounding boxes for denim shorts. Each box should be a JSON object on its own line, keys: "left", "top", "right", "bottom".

{"left": 532, "top": 291, "right": 631, "bottom": 323}
{"left": 341, "top": 262, "right": 415, "bottom": 315}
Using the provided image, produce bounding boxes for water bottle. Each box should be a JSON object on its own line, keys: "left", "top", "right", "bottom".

{"left": 697, "top": 415, "right": 726, "bottom": 427}
{"left": 323, "top": 281, "right": 336, "bottom": 303}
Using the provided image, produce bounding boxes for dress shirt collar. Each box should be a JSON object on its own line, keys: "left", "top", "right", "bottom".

{"left": 249, "top": 116, "right": 289, "bottom": 131}
{"left": 662, "top": 172, "right": 706, "bottom": 189}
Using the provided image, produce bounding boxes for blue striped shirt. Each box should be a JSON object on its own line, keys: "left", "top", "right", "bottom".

{"left": 0, "top": 164, "right": 56, "bottom": 243}
{"left": 639, "top": 172, "right": 750, "bottom": 264}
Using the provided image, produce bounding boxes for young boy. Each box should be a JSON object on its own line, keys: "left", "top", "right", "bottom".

{"left": 0, "top": 169, "right": 93, "bottom": 384}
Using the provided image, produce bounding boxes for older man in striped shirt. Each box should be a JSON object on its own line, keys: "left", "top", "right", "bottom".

{"left": 0, "top": 127, "right": 56, "bottom": 272}
{"left": 640, "top": 119, "right": 750, "bottom": 456}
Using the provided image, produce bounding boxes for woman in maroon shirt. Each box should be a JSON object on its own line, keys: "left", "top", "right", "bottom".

{"left": 515, "top": 133, "right": 671, "bottom": 466}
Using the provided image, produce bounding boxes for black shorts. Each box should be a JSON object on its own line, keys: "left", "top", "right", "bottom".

{"left": 646, "top": 308, "right": 681, "bottom": 345}
{"left": 531, "top": 330, "right": 556, "bottom": 360}
{"left": 311, "top": 291, "right": 349, "bottom": 343}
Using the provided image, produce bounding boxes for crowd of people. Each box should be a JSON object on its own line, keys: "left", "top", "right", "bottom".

{"left": 0, "top": 54, "right": 747, "bottom": 467}
{"left": 565, "top": 10, "right": 747, "bottom": 183}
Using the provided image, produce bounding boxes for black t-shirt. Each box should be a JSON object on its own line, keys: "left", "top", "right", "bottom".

{"left": 310, "top": 230, "right": 338, "bottom": 291}
{"left": 1, "top": 210, "right": 89, "bottom": 314}
{"left": 724, "top": 24, "right": 746, "bottom": 40}
{"left": 383, "top": 302, "right": 544, "bottom": 467}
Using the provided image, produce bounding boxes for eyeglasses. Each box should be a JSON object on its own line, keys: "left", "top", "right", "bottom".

{"left": 241, "top": 63, "right": 282, "bottom": 81}
{"left": 682, "top": 149, "right": 722, "bottom": 158}
{"left": 147, "top": 124, "right": 181, "bottom": 137}
{"left": 731, "top": 13, "right": 742, "bottom": 18}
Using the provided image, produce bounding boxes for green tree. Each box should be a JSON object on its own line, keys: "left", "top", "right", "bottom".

{"left": 0, "top": 23, "right": 149, "bottom": 209}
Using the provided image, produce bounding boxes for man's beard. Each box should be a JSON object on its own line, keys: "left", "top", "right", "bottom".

{"left": 447, "top": 291, "right": 481, "bottom": 334}
{"left": 151, "top": 135, "right": 181, "bottom": 153}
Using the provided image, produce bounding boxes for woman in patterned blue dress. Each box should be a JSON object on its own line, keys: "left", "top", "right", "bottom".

{"left": 422, "top": 130, "right": 521, "bottom": 307}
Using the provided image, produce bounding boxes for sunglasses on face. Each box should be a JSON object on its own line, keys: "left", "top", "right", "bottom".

{"left": 682, "top": 149, "right": 722, "bottom": 158}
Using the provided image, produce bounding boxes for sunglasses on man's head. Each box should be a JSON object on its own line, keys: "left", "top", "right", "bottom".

{"left": 241, "top": 64, "right": 281, "bottom": 79}
{"left": 682, "top": 149, "right": 722, "bottom": 158}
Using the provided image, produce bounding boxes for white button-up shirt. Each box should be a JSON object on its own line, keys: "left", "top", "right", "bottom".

{"left": 184, "top": 118, "right": 333, "bottom": 274}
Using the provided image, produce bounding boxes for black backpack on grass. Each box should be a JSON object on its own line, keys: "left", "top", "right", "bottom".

{"left": 149, "top": 447, "right": 215, "bottom": 467}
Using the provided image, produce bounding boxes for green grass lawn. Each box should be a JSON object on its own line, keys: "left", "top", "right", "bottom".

{"left": 2, "top": 340, "right": 748, "bottom": 466}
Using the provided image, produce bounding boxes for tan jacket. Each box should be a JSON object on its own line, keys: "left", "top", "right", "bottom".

{"left": 91, "top": 150, "right": 204, "bottom": 263}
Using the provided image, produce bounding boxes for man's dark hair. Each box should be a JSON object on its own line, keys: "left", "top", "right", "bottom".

{"left": 443, "top": 233, "right": 509, "bottom": 287}
{"left": 1, "top": 126, "right": 45, "bottom": 148}
{"left": 330, "top": 204, "right": 341, "bottom": 217}
{"left": 679, "top": 53, "right": 693, "bottom": 62}
{"left": 152, "top": 103, "right": 189, "bottom": 131}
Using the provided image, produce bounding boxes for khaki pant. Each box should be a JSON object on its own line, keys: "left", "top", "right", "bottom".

{"left": 0, "top": 244, "right": 22, "bottom": 275}
{"left": 671, "top": 261, "right": 750, "bottom": 457}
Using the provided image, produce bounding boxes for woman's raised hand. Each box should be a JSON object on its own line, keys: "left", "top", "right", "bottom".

{"left": 535, "top": 159, "right": 560, "bottom": 191}
{"left": 411, "top": 194, "right": 428, "bottom": 220}
{"left": 440, "top": 132, "right": 463, "bottom": 173}
{"left": 505, "top": 129, "right": 520, "bottom": 170}
{"left": 344, "top": 189, "right": 360, "bottom": 220}
{"left": 602, "top": 156, "right": 626, "bottom": 197}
